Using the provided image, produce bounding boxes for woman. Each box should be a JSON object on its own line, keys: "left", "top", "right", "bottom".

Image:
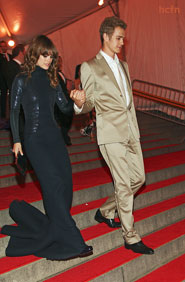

{"left": 1, "top": 35, "right": 93, "bottom": 260}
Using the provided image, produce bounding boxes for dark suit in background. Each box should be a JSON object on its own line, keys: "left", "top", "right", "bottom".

{"left": 4, "top": 44, "right": 25, "bottom": 136}
{"left": 0, "top": 51, "right": 12, "bottom": 118}
{"left": 5, "top": 59, "right": 21, "bottom": 91}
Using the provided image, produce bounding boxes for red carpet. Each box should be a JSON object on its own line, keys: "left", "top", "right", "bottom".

{"left": 0, "top": 195, "right": 184, "bottom": 275}
{"left": 0, "top": 153, "right": 185, "bottom": 210}
{"left": 143, "top": 143, "right": 179, "bottom": 151}
{"left": 0, "top": 168, "right": 185, "bottom": 211}
{"left": 135, "top": 254, "right": 185, "bottom": 282}
{"left": 44, "top": 219, "right": 185, "bottom": 282}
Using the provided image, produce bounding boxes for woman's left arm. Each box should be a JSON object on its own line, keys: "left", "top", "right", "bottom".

{"left": 55, "top": 84, "right": 74, "bottom": 115}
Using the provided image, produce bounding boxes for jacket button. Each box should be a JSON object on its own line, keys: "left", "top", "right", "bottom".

{"left": 120, "top": 95, "right": 123, "bottom": 97}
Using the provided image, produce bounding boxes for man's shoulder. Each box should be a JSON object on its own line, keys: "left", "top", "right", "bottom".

{"left": 82, "top": 53, "right": 101, "bottom": 70}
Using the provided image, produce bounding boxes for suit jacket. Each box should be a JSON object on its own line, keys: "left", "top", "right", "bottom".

{"left": 4, "top": 59, "right": 21, "bottom": 91}
{"left": 80, "top": 52, "right": 140, "bottom": 145}
{"left": 0, "top": 53, "right": 13, "bottom": 89}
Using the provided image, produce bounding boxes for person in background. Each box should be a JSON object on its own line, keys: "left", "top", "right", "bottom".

{"left": 5, "top": 44, "right": 25, "bottom": 91}
{"left": 1, "top": 35, "right": 93, "bottom": 260}
{"left": 76, "top": 16, "right": 154, "bottom": 255}
{"left": 4, "top": 44, "right": 25, "bottom": 135}
{"left": 0, "top": 41, "right": 12, "bottom": 119}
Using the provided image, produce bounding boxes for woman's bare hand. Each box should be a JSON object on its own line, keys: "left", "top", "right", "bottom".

{"left": 12, "top": 142, "right": 23, "bottom": 158}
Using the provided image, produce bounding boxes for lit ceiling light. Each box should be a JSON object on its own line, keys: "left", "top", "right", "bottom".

{"left": 98, "top": 0, "right": 104, "bottom": 6}
{"left": 13, "top": 22, "right": 20, "bottom": 33}
{"left": 8, "top": 39, "right": 15, "bottom": 47}
{"left": 0, "top": 27, "right": 6, "bottom": 34}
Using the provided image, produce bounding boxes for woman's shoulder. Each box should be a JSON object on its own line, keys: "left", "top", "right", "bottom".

{"left": 13, "top": 72, "right": 27, "bottom": 86}
{"left": 11, "top": 72, "right": 29, "bottom": 93}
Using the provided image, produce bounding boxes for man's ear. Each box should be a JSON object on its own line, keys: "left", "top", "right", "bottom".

{"left": 103, "top": 33, "right": 109, "bottom": 43}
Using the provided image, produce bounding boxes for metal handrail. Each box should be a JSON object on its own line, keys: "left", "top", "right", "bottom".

{"left": 132, "top": 79, "right": 185, "bottom": 125}
{"left": 133, "top": 89, "right": 185, "bottom": 110}
{"left": 132, "top": 79, "right": 185, "bottom": 95}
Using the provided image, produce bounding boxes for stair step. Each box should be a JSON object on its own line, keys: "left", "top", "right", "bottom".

{"left": 0, "top": 112, "right": 184, "bottom": 282}
{"left": 43, "top": 219, "right": 185, "bottom": 282}
{"left": 135, "top": 253, "right": 185, "bottom": 282}
{"left": 0, "top": 140, "right": 183, "bottom": 166}
{"left": 0, "top": 149, "right": 185, "bottom": 188}
{"left": 0, "top": 198, "right": 184, "bottom": 281}
{"left": 0, "top": 172, "right": 185, "bottom": 227}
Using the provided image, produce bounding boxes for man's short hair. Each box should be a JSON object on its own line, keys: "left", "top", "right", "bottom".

{"left": 99, "top": 16, "right": 127, "bottom": 45}
{"left": 12, "top": 44, "right": 25, "bottom": 58}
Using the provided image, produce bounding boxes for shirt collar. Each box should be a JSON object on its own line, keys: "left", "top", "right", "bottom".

{"left": 100, "top": 49, "right": 119, "bottom": 65}
{"left": 13, "top": 58, "right": 21, "bottom": 65}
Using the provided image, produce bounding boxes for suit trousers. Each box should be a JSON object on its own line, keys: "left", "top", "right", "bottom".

{"left": 99, "top": 127, "right": 145, "bottom": 244}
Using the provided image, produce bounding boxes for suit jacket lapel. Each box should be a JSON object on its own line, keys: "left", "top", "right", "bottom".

{"left": 96, "top": 52, "right": 121, "bottom": 93}
{"left": 120, "top": 61, "right": 131, "bottom": 89}
{"left": 119, "top": 61, "right": 133, "bottom": 108}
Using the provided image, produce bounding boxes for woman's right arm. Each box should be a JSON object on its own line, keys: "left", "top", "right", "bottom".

{"left": 10, "top": 76, "right": 24, "bottom": 157}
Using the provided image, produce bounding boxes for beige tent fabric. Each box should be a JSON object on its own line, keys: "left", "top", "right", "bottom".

{"left": 48, "top": 0, "right": 185, "bottom": 92}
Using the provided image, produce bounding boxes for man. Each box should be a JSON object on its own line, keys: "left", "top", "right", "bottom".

{"left": 5, "top": 44, "right": 25, "bottom": 91}
{"left": 54, "top": 56, "right": 73, "bottom": 146}
{"left": 77, "top": 17, "right": 154, "bottom": 255}
{"left": 0, "top": 41, "right": 12, "bottom": 119}
{"left": 4, "top": 44, "right": 25, "bottom": 135}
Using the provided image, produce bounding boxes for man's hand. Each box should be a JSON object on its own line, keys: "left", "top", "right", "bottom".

{"left": 70, "top": 89, "right": 86, "bottom": 108}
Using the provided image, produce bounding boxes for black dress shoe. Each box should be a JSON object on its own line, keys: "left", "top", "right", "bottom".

{"left": 48, "top": 246, "right": 93, "bottom": 261}
{"left": 125, "top": 241, "right": 154, "bottom": 255}
{"left": 78, "top": 245, "right": 93, "bottom": 258}
{"left": 67, "top": 245, "right": 93, "bottom": 260}
{"left": 95, "top": 209, "right": 121, "bottom": 228}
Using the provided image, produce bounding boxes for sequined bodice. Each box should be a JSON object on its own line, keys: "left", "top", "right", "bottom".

{"left": 10, "top": 66, "right": 73, "bottom": 143}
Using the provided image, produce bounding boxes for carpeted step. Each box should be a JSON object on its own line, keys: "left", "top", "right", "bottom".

{"left": 0, "top": 170, "right": 185, "bottom": 226}
{"left": 0, "top": 138, "right": 183, "bottom": 166}
{"left": 0, "top": 148, "right": 185, "bottom": 188}
{"left": 0, "top": 148, "right": 102, "bottom": 166}
{"left": 0, "top": 138, "right": 11, "bottom": 147}
{"left": 135, "top": 253, "right": 185, "bottom": 282}
{"left": 45, "top": 220, "right": 185, "bottom": 282}
{"left": 0, "top": 199, "right": 184, "bottom": 282}
{"left": 0, "top": 146, "right": 11, "bottom": 155}
{"left": 42, "top": 219, "right": 185, "bottom": 282}
{"left": 0, "top": 139, "right": 159, "bottom": 166}
{"left": 0, "top": 191, "right": 184, "bottom": 253}
{"left": 0, "top": 130, "right": 11, "bottom": 138}
{"left": 0, "top": 113, "right": 184, "bottom": 281}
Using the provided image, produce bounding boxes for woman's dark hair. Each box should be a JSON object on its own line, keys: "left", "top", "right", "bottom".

{"left": 99, "top": 16, "right": 127, "bottom": 45}
{"left": 22, "top": 35, "right": 58, "bottom": 88}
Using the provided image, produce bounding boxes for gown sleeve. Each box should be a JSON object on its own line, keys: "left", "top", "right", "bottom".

{"left": 10, "top": 75, "right": 24, "bottom": 143}
{"left": 55, "top": 84, "right": 74, "bottom": 116}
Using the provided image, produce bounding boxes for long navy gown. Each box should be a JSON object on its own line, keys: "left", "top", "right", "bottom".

{"left": 1, "top": 66, "right": 87, "bottom": 260}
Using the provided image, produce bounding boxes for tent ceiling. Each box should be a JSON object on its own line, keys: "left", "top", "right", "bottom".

{"left": 0, "top": 0, "right": 102, "bottom": 44}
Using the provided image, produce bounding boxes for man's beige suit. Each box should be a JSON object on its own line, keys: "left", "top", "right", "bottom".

{"left": 79, "top": 52, "right": 145, "bottom": 244}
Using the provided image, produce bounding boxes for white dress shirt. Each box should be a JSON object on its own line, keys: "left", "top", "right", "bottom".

{"left": 100, "top": 50, "right": 130, "bottom": 106}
